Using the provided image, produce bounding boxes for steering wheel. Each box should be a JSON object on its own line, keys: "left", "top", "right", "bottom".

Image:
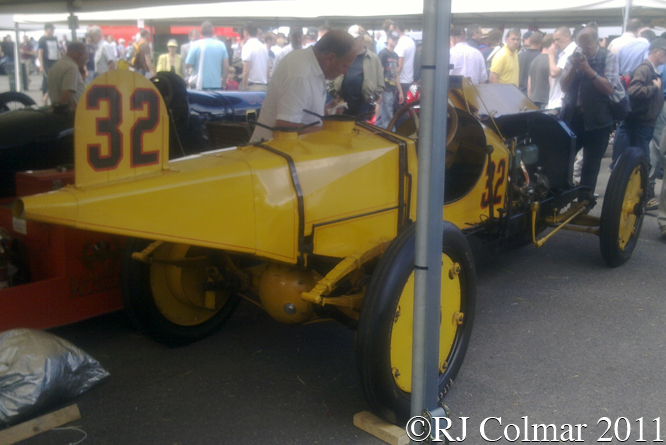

{"left": 387, "top": 99, "right": 458, "bottom": 147}
{"left": 151, "top": 72, "right": 190, "bottom": 128}
{"left": 0, "top": 92, "right": 36, "bottom": 114}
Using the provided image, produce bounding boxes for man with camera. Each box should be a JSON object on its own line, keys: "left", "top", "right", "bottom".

{"left": 561, "top": 27, "right": 619, "bottom": 199}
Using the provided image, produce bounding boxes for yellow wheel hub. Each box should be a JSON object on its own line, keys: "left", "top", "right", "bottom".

{"left": 618, "top": 166, "right": 643, "bottom": 250}
{"left": 150, "top": 243, "right": 231, "bottom": 326}
{"left": 389, "top": 254, "right": 462, "bottom": 393}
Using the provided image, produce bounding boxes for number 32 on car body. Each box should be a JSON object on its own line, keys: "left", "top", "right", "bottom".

{"left": 480, "top": 159, "right": 505, "bottom": 210}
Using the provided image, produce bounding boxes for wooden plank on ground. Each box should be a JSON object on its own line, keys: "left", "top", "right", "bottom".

{"left": 0, "top": 404, "right": 81, "bottom": 445}
{"left": 353, "top": 411, "right": 409, "bottom": 445}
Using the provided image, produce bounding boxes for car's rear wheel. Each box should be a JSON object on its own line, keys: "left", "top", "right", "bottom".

{"left": 121, "top": 238, "right": 241, "bottom": 345}
{"left": 600, "top": 146, "right": 649, "bottom": 267}
{"left": 356, "top": 223, "right": 476, "bottom": 425}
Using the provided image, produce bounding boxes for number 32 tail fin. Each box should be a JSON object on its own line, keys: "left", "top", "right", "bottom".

{"left": 75, "top": 70, "right": 169, "bottom": 188}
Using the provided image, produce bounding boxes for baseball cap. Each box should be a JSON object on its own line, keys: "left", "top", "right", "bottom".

{"left": 523, "top": 31, "right": 533, "bottom": 40}
{"left": 649, "top": 37, "right": 666, "bottom": 52}
{"left": 306, "top": 27, "right": 318, "bottom": 40}
{"left": 387, "top": 30, "right": 400, "bottom": 41}
{"left": 167, "top": 39, "right": 178, "bottom": 47}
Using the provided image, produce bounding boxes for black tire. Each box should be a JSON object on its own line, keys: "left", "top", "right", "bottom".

{"left": 356, "top": 222, "right": 476, "bottom": 424}
{"left": 0, "top": 91, "right": 36, "bottom": 113}
{"left": 120, "top": 238, "right": 241, "bottom": 346}
{"left": 600, "top": 146, "right": 649, "bottom": 267}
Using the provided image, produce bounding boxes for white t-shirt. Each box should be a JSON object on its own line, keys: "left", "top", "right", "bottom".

{"left": 250, "top": 47, "right": 325, "bottom": 143}
{"left": 607, "top": 32, "right": 636, "bottom": 56}
{"left": 242, "top": 37, "right": 269, "bottom": 85}
{"left": 94, "top": 40, "right": 116, "bottom": 76}
{"left": 547, "top": 41, "right": 577, "bottom": 110}
{"left": 394, "top": 35, "right": 416, "bottom": 84}
{"left": 449, "top": 42, "right": 487, "bottom": 84}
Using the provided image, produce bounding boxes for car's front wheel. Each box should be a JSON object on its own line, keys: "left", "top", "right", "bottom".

{"left": 600, "top": 146, "right": 649, "bottom": 267}
{"left": 356, "top": 223, "right": 476, "bottom": 425}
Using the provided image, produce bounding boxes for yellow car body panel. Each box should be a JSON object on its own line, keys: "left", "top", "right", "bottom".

{"left": 17, "top": 71, "right": 419, "bottom": 264}
{"left": 444, "top": 127, "right": 510, "bottom": 230}
{"left": 22, "top": 153, "right": 258, "bottom": 255}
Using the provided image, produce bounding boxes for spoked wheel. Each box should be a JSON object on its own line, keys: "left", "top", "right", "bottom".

{"left": 0, "top": 92, "right": 36, "bottom": 113}
{"left": 600, "top": 146, "right": 649, "bottom": 267}
{"left": 356, "top": 223, "right": 476, "bottom": 424}
{"left": 121, "top": 238, "right": 241, "bottom": 345}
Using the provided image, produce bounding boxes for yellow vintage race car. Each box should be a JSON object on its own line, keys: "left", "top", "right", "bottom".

{"left": 14, "top": 70, "right": 648, "bottom": 424}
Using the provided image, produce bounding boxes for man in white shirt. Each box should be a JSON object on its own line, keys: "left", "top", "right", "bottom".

{"left": 449, "top": 25, "right": 487, "bottom": 84}
{"left": 90, "top": 26, "right": 116, "bottom": 77}
{"left": 547, "top": 26, "right": 577, "bottom": 110}
{"left": 89, "top": 26, "right": 116, "bottom": 77}
{"left": 250, "top": 30, "right": 357, "bottom": 143}
{"left": 241, "top": 22, "right": 269, "bottom": 92}
{"left": 607, "top": 19, "right": 642, "bottom": 56}
{"left": 393, "top": 20, "right": 415, "bottom": 105}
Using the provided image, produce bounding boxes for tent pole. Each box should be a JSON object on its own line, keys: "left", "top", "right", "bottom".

{"left": 14, "top": 22, "right": 21, "bottom": 92}
{"left": 623, "top": 0, "right": 632, "bottom": 33}
{"left": 67, "top": 0, "right": 77, "bottom": 42}
{"left": 411, "top": 0, "right": 451, "bottom": 431}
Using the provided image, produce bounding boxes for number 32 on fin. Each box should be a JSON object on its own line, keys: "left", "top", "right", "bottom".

{"left": 75, "top": 70, "right": 169, "bottom": 188}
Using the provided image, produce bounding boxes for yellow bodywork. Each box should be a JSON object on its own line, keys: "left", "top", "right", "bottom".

{"left": 16, "top": 71, "right": 511, "bottom": 266}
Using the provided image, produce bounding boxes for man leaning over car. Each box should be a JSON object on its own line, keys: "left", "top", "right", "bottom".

{"left": 250, "top": 30, "right": 357, "bottom": 143}
{"left": 47, "top": 42, "right": 88, "bottom": 111}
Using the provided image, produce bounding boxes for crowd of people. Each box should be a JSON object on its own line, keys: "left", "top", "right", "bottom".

{"left": 35, "top": 19, "right": 420, "bottom": 129}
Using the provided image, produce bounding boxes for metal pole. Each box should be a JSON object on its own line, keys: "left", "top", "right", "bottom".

{"left": 14, "top": 22, "right": 21, "bottom": 92}
{"left": 623, "top": 0, "right": 632, "bottom": 33}
{"left": 410, "top": 0, "right": 451, "bottom": 431}
{"left": 68, "top": 0, "right": 77, "bottom": 42}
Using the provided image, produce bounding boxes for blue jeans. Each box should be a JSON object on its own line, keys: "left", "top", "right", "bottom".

{"left": 376, "top": 90, "right": 396, "bottom": 129}
{"left": 611, "top": 120, "right": 654, "bottom": 169}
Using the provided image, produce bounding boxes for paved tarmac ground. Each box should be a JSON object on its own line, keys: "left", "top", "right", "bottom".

{"left": 2, "top": 73, "right": 666, "bottom": 445}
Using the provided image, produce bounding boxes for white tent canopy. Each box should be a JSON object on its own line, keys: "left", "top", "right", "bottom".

{"left": 10, "top": 0, "right": 666, "bottom": 28}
